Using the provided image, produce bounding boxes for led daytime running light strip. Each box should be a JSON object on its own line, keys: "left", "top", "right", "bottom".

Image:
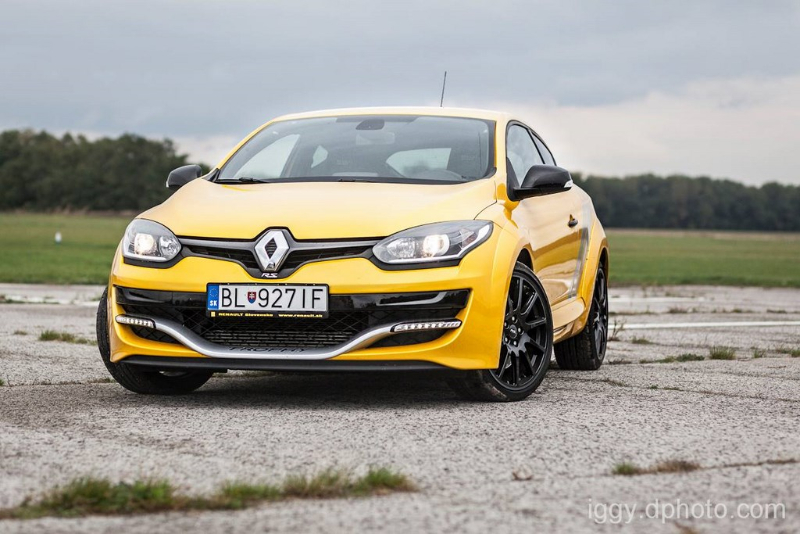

{"left": 115, "top": 315, "right": 156, "bottom": 329}
{"left": 392, "top": 320, "right": 462, "bottom": 332}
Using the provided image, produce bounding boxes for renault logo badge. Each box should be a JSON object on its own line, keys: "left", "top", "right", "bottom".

{"left": 254, "top": 230, "right": 290, "bottom": 272}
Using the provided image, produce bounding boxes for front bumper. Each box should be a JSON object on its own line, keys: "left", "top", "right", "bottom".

{"left": 114, "top": 286, "right": 467, "bottom": 359}
{"left": 108, "top": 227, "right": 513, "bottom": 370}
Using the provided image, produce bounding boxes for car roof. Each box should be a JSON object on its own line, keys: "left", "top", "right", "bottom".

{"left": 271, "top": 106, "right": 513, "bottom": 123}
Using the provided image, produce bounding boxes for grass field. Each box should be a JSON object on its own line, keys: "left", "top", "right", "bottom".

{"left": 0, "top": 213, "right": 130, "bottom": 285}
{"left": 608, "top": 229, "right": 800, "bottom": 287}
{"left": 0, "top": 213, "right": 799, "bottom": 287}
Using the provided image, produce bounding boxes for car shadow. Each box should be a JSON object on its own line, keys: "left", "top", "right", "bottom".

{"left": 109, "top": 370, "right": 479, "bottom": 411}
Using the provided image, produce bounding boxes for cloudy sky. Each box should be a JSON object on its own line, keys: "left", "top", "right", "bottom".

{"left": 2, "top": 0, "right": 799, "bottom": 184}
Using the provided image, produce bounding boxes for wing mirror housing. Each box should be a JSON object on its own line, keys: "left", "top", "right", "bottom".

{"left": 509, "top": 164, "right": 573, "bottom": 201}
{"left": 166, "top": 164, "right": 204, "bottom": 191}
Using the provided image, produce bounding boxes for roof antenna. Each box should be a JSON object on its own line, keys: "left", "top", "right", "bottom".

{"left": 439, "top": 71, "right": 447, "bottom": 107}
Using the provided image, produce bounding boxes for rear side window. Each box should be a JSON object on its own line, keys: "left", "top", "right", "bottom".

{"left": 533, "top": 136, "right": 555, "bottom": 166}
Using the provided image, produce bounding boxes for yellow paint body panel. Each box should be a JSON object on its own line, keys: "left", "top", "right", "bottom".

{"left": 141, "top": 178, "right": 498, "bottom": 240}
{"left": 108, "top": 106, "right": 608, "bottom": 369}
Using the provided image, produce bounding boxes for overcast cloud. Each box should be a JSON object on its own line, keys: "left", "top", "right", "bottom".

{"left": 1, "top": 0, "right": 798, "bottom": 184}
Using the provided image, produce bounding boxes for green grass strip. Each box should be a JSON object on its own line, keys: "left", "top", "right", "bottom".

{"left": 0, "top": 468, "right": 415, "bottom": 520}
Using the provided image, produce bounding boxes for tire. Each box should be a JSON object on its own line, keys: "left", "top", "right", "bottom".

{"left": 447, "top": 264, "right": 553, "bottom": 402}
{"left": 554, "top": 265, "right": 608, "bottom": 371}
{"left": 96, "top": 288, "right": 212, "bottom": 395}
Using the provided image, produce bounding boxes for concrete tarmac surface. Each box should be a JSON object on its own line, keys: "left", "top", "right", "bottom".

{"left": 0, "top": 284, "right": 799, "bottom": 533}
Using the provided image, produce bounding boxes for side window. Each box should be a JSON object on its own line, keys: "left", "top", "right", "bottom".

{"left": 506, "top": 125, "right": 542, "bottom": 186}
{"left": 533, "top": 136, "right": 555, "bottom": 166}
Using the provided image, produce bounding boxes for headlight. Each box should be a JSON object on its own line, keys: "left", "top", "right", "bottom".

{"left": 122, "top": 219, "right": 181, "bottom": 262}
{"left": 373, "top": 221, "right": 493, "bottom": 264}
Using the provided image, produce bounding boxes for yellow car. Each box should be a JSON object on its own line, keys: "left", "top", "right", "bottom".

{"left": 97, "top": 107, "right": 609, "bottom": 401}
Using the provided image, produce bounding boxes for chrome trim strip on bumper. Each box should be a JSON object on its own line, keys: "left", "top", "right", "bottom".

{"left": 115, "top": 315, "right": 461, "bottom": 360}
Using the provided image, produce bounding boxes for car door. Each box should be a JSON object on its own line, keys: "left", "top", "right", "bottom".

{"left": 506, "top": 123, "right": 583, "bottom": 305}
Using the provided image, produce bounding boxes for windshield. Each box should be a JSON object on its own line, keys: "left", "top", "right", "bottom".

{"left": 218, "top": 115, "right": 495, "bottom": 184}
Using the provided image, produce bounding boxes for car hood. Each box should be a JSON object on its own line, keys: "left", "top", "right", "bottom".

{"left": 141, "top": 178, "right": 498, "bottom": 239}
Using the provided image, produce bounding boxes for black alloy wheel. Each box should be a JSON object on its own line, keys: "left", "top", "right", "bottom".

{"left": 447, "top": 264, "right": 553, "bottom": 402}
{"left": 553, "top": 264, "right": 608, "bottom": 371}
{"left": 491, "top": 269, "right": 551, "bottom": 390}
{"left": 592, "top": 267, "right": 609, "bottom": 361}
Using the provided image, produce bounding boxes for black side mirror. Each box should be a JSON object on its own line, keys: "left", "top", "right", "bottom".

{"left": 509, "top": 164, "right": 573, "bottom": 201}
{"left": 166, "top": 164, "right": 203, "bottom": 191}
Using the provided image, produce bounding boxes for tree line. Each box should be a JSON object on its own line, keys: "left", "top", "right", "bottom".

{"left": 0, "top": 129, "right": 205, "bottom": 211}
{"left": 0, "top": 129, "right": 797, "bottom": 230}
{"left": 573, "top": 173, "right": 800, "bottom": 231}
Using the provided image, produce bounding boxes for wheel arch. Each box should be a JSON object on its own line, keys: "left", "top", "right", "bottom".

{"left": 563, "top": 220, "right": 608, "bottom": 339}
{"left": 599, "top": 245, "right": 609, "bottom": 281}
{"left": 515, "top": 246, "right": 534, "bottom": 271}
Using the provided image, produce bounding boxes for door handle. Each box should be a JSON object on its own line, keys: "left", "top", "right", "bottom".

{"left": 568, "top": 215, "right": 579, "bottom": 228}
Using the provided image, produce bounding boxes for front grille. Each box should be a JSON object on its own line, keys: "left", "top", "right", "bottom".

{"left": 183, "top": 244, "right": 373, "bottom": 274}
{"left": 183, "top": 245, "right": 260, "bottom": 270}
{"left": 282, "top": 245, "right": 373, "bottom": 270}
{"left": 116, "top": 287, "right": 468, "bottom": 350}
{"left": 180, "top": 230, "right": 379, "bottom": 279}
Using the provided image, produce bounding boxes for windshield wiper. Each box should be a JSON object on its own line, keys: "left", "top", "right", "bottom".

{"left": 216, "top": 176, "right": 383, "bottom": 184}
{"left": 216, "top": 177, "right": 276, "bottom": 184}
{"left": 334, "top": 177, "right": 381, "bottom": 183}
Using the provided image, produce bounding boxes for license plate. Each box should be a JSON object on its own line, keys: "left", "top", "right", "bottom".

{"left": 206, "top": 284, "right": 328, "bottom": 318}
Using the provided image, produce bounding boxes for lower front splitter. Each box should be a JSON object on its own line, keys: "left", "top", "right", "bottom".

{"left": 122, "top": 355, "right": 448, "bottom": 372}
